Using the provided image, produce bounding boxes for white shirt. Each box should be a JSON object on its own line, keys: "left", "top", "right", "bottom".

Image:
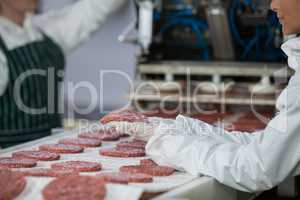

{"left": 146, "top": 37, "right": 300, "bottom": 192}
{"left": 0, "top": 0, "right": 126, "bottom": 96}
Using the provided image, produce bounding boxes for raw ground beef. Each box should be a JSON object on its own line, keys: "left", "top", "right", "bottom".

{"left": 98, "top": 172, "right": 153, "bottom": 184}
{"left": 39, "top": 144, "right": 84, "bottom": 154}
{"left": 12, "top": 151, "right": 60, "bottom": 161}
{"left": 42, "top": 176, "right": 106, "bottom": 200}
{"left": 0, "top": 157, "right": 37, "bottom": 168}
{"left": 120, "top": 165, "right": 175, "bottom": 176}
{"left": 51, "top": 161, "right": 102, "bottom": 172}
{"left": 21, "top": 168, "right": 79, "bottom": 177}
{"left": 100, "top": 109, "right": 149, "bottom": 124}
{"left": 99, "top": 148, "right": 145, "bottom": 158}
{"left": 0, "top": 169, "right": 27, "bottom": 200}
{"left": 58, "top": 138, "right": 101, "bottom": 148}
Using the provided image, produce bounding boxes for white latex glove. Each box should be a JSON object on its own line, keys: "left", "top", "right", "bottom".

{"left": 107, "top": 117, "right": 175, "bottom": 141}
{"left": 174, "top": 115, "right": 259, "bottom": 145}
{"left": 145, "top": 115, "right": 261, "bottom": 173}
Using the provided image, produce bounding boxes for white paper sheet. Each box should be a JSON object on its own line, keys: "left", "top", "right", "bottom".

{"left": 15, "top": 177, "right": 143, "bottom": 200}
{"left": 1, "top": 125, "right": 197, "bottom": 199}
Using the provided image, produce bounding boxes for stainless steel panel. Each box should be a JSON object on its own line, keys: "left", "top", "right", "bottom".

{"left": 205, "top": 2, "right": 235, "bottom": 60}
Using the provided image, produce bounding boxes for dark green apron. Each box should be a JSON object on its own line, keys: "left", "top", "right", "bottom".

{"left": 0, "top": 30, "right": 65, "bottom": 148}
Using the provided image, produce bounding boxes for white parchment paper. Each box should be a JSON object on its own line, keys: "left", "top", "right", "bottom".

{"left": 1, "top": 126, "right": 198, "bottom": 200}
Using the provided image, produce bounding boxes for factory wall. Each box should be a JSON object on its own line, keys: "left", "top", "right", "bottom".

{"left": 40, "top": 0, "right": 139, "bottom": 119}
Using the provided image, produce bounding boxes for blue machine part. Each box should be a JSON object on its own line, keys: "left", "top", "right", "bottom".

{"left": 229, "top": 0, "right": 285, "bottom": 61}
{"left": 154, "top": 1, "right": 211, "bottom": 60}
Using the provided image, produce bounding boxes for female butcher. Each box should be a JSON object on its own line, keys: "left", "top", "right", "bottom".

{"left": 0, "top": 0, "right": 126, "bottom": 148}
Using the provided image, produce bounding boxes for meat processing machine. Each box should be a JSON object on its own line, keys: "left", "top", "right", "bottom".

{"left": 126, "top": 0, "right": 292, "bottom": 115}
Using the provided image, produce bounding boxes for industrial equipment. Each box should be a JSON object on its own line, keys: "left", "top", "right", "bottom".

{"left": 136, "top": 0, "right": 285, "bottom": 62}
{"left": 130, "top": 0, "right": 291, "bottom": 115}
{"left": 129, "top": 1, "right": 297, "bottom": 198}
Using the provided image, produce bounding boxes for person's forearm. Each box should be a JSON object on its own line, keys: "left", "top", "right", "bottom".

{"left": 147, "top": 105, "right": 300, "bottom": 193}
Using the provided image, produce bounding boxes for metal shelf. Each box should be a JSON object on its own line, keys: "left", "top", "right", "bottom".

{"left": 127, "top": 92, "right": 276, "bottom": 106}
{"left": 132, "top": 61, "right": 288, "bottom": 108}
{"left": 138, "top": 61, "right": 292, "bottom": 78}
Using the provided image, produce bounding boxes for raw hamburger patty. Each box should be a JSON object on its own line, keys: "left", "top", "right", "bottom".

{"left": 58, "top": 138, "right": 101, "bottom": 148}
{"left": 140, "top": 159, "right": 157, "bottom": 166}
{"left": 12, "top": 151, "right": 60, "bottom": 161}
{"left": 0, "top": 157, "right": 37, "bottom": 168}
{"left": 78, "top": 129, "right": 120, "bottom": 141}
{"left": 119, "top": 133, "right": 130, "bottom": 138}
{"left": 21, "top": 168, "right": 79, "bottom": 177}
{"left": 98, "top": 172, "right": 153, "bottom": 184}
{"left": 116, "top": 140, "right": 146, "bottom": 149}
{"left": 0, "top": 169, "right": 27, "bottom": 200}
{"left": 99, "top": 148, "right": 145, "bottom": 158}
{"left": 120, "top": 165, "right": 175, "bottom": 176}
{"left": 115, "top": 146, "right": 145, "bottom": 151}
{"left": 39, "top": 144, "right": 83, "bottom": 154}
{"left": 43, "top": 176, "right": 106, "bottom": 200}
{"left": 51, "top": 161, "right": 102, "bottom": 172}
{"left": 100, "top": 109, "right": 149, "bottom": 124}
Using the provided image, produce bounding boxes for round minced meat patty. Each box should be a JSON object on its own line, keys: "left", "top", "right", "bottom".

{"left": 42, "top": 176, "right": 106, "bottom": 200}
{"left": 51, "top": 161, "right": 102, "bottom": 172}
{"left": 0, "top": 169, "right": 27, "bottom": 200}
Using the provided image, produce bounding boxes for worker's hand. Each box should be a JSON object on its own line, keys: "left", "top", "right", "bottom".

{"left": 100, "top": 108, "right": 149, "bottom": 124}
{"left": 107, "top": 117, "right": 175, "bottom": 141}
{"left": 100, "top": 108, "right": 176, "bottom": 141}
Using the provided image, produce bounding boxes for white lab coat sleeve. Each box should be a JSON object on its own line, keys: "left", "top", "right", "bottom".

{"left": 146, "top": 76, "right": 300, "bottom": 192}
{"left": 107, "top": 117, "right": 174, "bottom": 141}
{"left": 0, "top": 50, "right": 8, "bottom": 97}
{"left": 175, "top": 115, "right": 258, "bottom": 145}
{"left": 33, "top": 0, "right": 127, "bottom": 54}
